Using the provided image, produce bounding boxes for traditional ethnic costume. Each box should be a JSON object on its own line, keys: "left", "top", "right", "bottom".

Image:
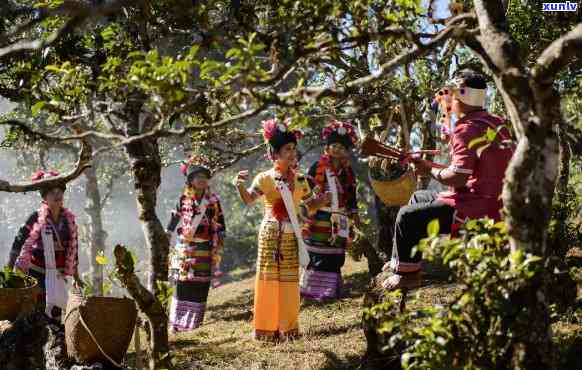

{"left": 300, "top": 121, "right": 359, "bottom": 301}
{"left": 248, "top": 119, "right": 311, "bottom": 340}
{"left": 167, "top": 158, "right": 226, "bottom": 332}
{"left": 389, "top": 73, "right": 514, "bottom": 278}
{"left": 8, "top": 171, "right": 79, "bottom": 318}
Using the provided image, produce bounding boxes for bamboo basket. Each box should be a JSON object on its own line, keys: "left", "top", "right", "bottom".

{"left": 369, "top": 170, "right": 417, "bottom": 207}
{"left": 0, "top": 275, "right": 39, "bottom": 321}
{"left": 65, "top": 292, "right": 137, "bottom": 366}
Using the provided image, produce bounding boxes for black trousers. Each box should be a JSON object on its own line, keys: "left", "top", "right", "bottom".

{"left": 390, "top": 190, "right": 455, "bottom": 273}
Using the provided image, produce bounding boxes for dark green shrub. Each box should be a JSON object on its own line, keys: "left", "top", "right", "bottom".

{"left": 363, "top": 219, "right": 543, "bottom": 370}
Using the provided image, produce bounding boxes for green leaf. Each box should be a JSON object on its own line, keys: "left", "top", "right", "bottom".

{"left": 468, "top": 136, "right": 487, "bottom": 149}
{"left": 127, "top": 51, "right": 145, "bottom": 59}
{"left": 31, "top": 101, "right": 47, "bottom": 116}
{"left": 469, "top": 136, "right": 487, "bottom": 149}
{"left": 45, "top": 65, "right": 62, "bottom": 73}
{"left": 130, "top": 251, "right": 137, "bottom": 271}
{"left": 226, "top": 48, "right": 242, "bottom": 59}
{"left": 427, "top": 219, "right": 440, "bottom": 237}
{"left": 466, "top": 219, "right": 478, "bottom": 230}
{"left": 493, "top": 221, "right": 507, "bottom": 234}
{"left": 486, "top": 127, "right": 496, "bottom": 142}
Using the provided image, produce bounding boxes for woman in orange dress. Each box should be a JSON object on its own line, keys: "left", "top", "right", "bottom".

{"left": 234, "top": 118, "right": 330, "bottom": 340}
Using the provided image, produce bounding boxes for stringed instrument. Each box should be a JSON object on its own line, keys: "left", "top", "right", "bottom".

{"left": 360, "top": 136, "right": 445, "bottom": 168}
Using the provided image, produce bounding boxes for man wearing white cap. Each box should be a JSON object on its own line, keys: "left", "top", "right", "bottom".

{"left": 383, "top": 69, "right": 514, "bottom": 290}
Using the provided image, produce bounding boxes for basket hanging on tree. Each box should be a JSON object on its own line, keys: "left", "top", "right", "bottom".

{"left": 361, "top": 136, "right": 442, "bottom": 206}
{"left": 361, "top": 136, "right": 416, "bottom": 206}
{"left": 0, "top": 267, "right": 39, "bottom": 321}
{"left": 369, "top": 161, "right": 417, "bottom": 207}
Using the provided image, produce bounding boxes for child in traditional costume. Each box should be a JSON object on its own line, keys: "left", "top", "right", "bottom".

{"left": 8, "top": 170, "right": 82, "bottom": 319}
{"left": 166, "top": 157, "right": 226, "bottom": 332}
{"left": 234, "top": 118, "right": 330, "bottom": 341}
{"left": 300, "top": 120, "right": 359, "bottom": 301}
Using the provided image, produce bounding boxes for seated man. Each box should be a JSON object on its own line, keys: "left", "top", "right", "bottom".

{"left": 383, "top": 69, "right": 514, "bottom": 290}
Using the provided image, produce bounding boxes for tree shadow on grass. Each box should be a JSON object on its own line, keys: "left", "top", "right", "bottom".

{"left": 343, "top": 270, "right": 372, "bottom": 297}
{"left": 306, "top": 322, "right": 361, "bottom": 337}
{"left": 320, "top": 350, "right": 364, "bottom": 370}
{"left": 172, "top": 341, "right": 246, "bottom": 370}
{"left": 170, "top": 335, "right": 240, "bottom": 351}
{"left": 124, "top": 338, "right": 242, "bottom": 370}
{"left": 206, "top": 288, "right": 254, "bottom": 322}
{"left": 220, "top": 268, "right": 256, "bottom": 285}
{"left": 421, "top": 260, "right": 452, "bottom": 283}
{"left": 558, "top": 334, "right": 582, "bottom": 370}
{"left": 301, "top": 270, "right": 370, "bottom": 308}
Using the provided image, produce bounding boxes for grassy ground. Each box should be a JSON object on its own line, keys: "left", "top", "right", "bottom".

{"left": 161, "top": 257, "right": 468, "bottom": 370}
{"left": 169, "top": 257, "right": 370, "bottom": 370}
{"left": 125, "top": 249, "right": 582, "bottom": 370}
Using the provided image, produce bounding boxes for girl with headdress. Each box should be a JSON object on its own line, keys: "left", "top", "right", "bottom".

{"left": 234, "top": 118, "right": 330, "bottom": 341}
{"left": 166, "top": 156, "right": 226, "bottom": 332}
{"left": 300, "top": 120, "right": 359, "bottom": 301}
{"left": 8, "top": 170, "right": 82, "bottom": 319}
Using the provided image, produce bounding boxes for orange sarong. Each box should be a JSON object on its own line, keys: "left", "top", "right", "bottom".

{"left": 253, "top": 219, "right": 300, "bottom": 339}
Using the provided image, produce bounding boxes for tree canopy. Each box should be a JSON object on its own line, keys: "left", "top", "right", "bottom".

{"left": 1, "top": 1, "right": 581, "bottom": 369}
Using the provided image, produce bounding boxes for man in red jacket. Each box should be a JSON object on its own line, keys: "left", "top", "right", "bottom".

{"left": 383, "top": 70, "right": 514, "bottom": 290}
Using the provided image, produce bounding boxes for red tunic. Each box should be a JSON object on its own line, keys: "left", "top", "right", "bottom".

{"left": 437, "top": 110, "right": 514, "bottom": 221}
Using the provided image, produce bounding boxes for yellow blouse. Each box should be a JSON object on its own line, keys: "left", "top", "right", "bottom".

{"left": 250, "top": 169, "right": 311, "bottom": 212}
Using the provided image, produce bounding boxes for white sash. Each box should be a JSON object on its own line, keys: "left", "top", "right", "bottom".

{"left": 326, "top": 169, "right": 339, "bottom": 211}
{"left": 41, "top": 226, "right": 68, "bottom": 316}
{"left": 188, "top": 197, "right": 209, "bottom": 239}
{"left": 325, "top": 169, "right": 350, "bottom": 239}
{"left": 170, "top": 197, "right": 209, "bottom": 270}
{"left": 275, "top": 179, "right": 310, "bottom": 268}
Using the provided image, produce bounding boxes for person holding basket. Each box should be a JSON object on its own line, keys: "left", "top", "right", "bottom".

{"left": 8, "top": 170, "right": 83, "bottom": 319}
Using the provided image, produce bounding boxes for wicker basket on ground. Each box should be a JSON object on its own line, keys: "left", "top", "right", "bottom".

{"left": 369, "top": 170, "right": 417, "bottom": 207}
{"left": 64, "top": 292, "right": 137, "bottom": 367}
{"left": 0, "top": 275, "right": 39, "bottom": 321}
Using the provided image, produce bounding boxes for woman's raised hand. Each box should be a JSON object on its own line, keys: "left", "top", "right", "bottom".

{"left": 234, "top": 170, "right": 249, "bottom": 187}
{"left": 234, "top": 170, "right": 256, "bottom": 205}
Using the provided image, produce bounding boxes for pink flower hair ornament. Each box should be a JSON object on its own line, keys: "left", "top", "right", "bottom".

{"left": 31, "top": 170, "right": 60, "bottom": 182}
{"left": 180, "top": 155, "right": 213, "bottom": 180}
{"left": 31, "top": 170, "right": 67, "bottom": 198}
{"left": 321, "top": 120, "right": 359, "bottom": 148}
{"left": 261, "top": 118, "right": 303, "bottom": 161}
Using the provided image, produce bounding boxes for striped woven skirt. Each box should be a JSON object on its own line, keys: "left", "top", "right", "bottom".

{"left": 300, "top": 210, "right": 346, "bottom": 301}
{"left": 254, "top": 218, "right": 300, "bottom": 340}
{"left": 169, "top": 239, "right": 212, "bottom": 332}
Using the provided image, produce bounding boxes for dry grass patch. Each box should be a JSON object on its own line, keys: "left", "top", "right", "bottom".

{"left": 123, "top": 249, "right": 582, "bottom": 369}
{"left": 168, "top": 258, "right": 369, "bottom": 370}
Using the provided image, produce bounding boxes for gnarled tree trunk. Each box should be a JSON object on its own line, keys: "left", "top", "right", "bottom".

{"left": 122, "top": 95, "right": 169, "bottom": 294}
{"left": 114, "top": 245, "right": 172, "bottom": 370}
{"left": 84, "top": 165, "right": 106, "bottom": 296}
{"left": 467, "top": 2, "right": 582, "bottom": 367}
{"left": 500, "top": 111, "right": 557, "bottom": 369}
{"left": 121, "top": 93, "right": 172, "bottom": 369}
